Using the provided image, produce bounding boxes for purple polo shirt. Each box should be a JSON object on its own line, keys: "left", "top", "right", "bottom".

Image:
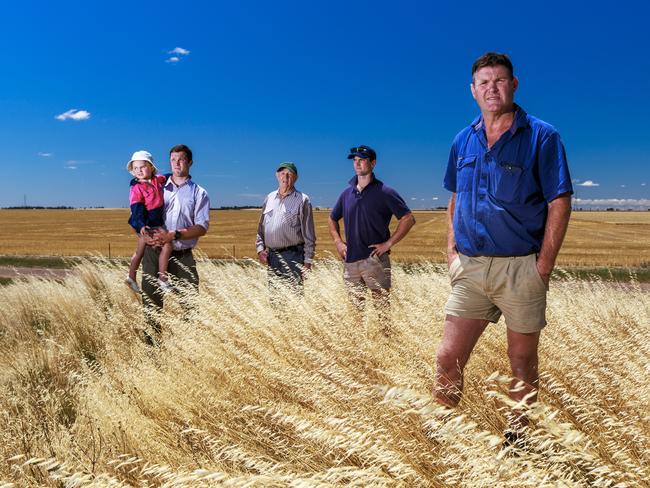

{"left": 330, "top": 174, "right": 411, "bottom": 263}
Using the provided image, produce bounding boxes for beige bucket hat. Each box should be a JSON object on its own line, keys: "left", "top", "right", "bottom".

{"left": 126, "top": 150, "right": 157, "bottom": 173}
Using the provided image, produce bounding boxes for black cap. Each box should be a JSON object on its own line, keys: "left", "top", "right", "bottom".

{"left": 347, "top": 145, "right": 377, "bottom": 161}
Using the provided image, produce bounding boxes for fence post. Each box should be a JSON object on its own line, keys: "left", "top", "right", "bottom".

{"left": 108, "top": 242, "right": 111, "bottom": 259}
{"left": 233, "top": 245, "right": 236, "bottom": 259}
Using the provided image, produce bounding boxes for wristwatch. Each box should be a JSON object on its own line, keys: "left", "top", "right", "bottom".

{"left": 174, "top": 230, "right": 182, "bottom": 241}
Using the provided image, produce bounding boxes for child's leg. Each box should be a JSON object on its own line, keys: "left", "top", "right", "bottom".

{"left": 158, "top": 242, "right": 173, "bottom": 282}
{"left": 129, "top": 235, "right": 147, "bottom": 280}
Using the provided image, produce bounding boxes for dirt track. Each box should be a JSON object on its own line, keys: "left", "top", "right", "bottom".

{"left": 0, "top": 267, "right": 73, "bottom": 279}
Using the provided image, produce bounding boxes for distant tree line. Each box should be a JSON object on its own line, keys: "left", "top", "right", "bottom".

{"left": 2, "top": 206, "right": 78, "bottom": 209}
{"left": 212, "top": 206, "right": 262, "bottom": 210}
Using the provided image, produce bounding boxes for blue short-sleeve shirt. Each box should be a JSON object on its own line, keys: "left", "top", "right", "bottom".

{"left": 444, "top": 105, "right": 573, "bottom": 257}
{"left": 331, "top": 174, "right": 411, "bottom": 263}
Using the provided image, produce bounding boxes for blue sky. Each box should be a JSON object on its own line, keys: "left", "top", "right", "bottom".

{"left": 2, "top": 0, "right": 649, "bottom": 209}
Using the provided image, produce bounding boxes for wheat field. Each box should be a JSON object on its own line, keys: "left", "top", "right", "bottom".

{"left": 1, "top": 209, "right": 649, "bottom": 266}
{"left": 0, "top": 258, "right": 648, "bottom": 487}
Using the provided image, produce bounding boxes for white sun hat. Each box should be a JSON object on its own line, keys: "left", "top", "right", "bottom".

{"left": 126, "top": 150, "right": 157, "bottom": 173}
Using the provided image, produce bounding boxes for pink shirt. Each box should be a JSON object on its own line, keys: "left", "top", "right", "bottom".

{"left": 129, "top": 174, "right": 167, "bottom": 210}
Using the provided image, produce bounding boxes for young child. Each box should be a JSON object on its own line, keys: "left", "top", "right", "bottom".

{"left": 125, "top": 150, "right": 174, "bottom": 293}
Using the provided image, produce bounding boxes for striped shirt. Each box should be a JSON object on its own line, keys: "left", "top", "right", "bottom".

{"left": 163, "top": 176, "right": 211, "bottom": 251}
{"left": 255, "top": 189, "right": 316, "bottom": 263}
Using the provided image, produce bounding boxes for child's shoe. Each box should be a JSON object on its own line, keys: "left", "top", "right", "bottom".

{"left": 125, "top": 276, "right": 142, "bottom": 294}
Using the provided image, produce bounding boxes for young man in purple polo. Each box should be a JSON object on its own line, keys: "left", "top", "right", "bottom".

{"left": 328, "top": 145, "right": 415, "bottom": 316}
{"left": 435, "top": 52, "right": 572, "bottom": 443}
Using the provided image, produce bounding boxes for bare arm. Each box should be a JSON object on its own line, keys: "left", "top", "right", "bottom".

{"left": 255, "top": 197, "right": 269, "bottom": 264}
{"left": 446, "top": 193, "right": 458, "bottom": 267}
{"left": 536, "top": 193, "right": 571, "bottom": 284}
{"left": 369, "top": 212, "right": 416, "bottom": 257}
{"left": 300, "top": 197, "right": 316, "bottom": 268}
{"left": 328, "top": 216, "right": 347, "bottom": 260}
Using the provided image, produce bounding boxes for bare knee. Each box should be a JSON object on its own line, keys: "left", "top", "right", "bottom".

{"left": 507, "top": 330, "right": 540, "bottom": 377}
{"left": 508, "top": 350, "right": 538, "bottom": 378}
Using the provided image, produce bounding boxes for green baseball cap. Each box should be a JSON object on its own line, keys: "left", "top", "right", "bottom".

{"left": 277, "top": 162, "right": 298, "bottom": 175}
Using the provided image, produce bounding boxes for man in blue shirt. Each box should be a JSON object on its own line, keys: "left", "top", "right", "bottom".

{"left": 143, "top": 144, "right": 210, "bottom": 343}
{"left": 434, "top": 53, "right": 572, "bottom": 440}
{"left": 328, "top": 145, "right": 415, "bottom": 320}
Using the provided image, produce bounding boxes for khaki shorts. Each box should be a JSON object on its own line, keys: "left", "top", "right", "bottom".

{"left": 444, "top": 253, "right": 548, "bottom": 333}
{"left": 344, "top": 254, "right": 391, "bottom": 290}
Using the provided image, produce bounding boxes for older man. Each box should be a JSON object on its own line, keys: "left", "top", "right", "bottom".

{"left": 256, "top": 162, "right": 316, "bottom": 287}
{"left": 143, "top": 144, "right": 210, "bottom": 335}
{"left": 435, "top": 53, "right": 572, "bottom": 441}
{"left": 328, "top": 145, "right": 415, "bottom": 311}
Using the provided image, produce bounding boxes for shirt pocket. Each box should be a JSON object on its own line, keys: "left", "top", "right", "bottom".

{"left": 456, "top": 155, "right": 477, "bottom": 192}
{"left": 282, "top": 205, "right": 299, "bottom": 227}
{"left": 263, "top": 205, "right": 274, "bottom": 224}
{"left": 492, "top": 161, "right": 525, "bottom": 202}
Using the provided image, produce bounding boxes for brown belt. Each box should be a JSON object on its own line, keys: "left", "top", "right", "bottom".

{"left": 172, "top": 248, "right": 194, "bottom": 257}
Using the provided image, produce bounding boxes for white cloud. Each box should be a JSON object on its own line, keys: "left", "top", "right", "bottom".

{"left": 64, "top": 159, "right": 94, "bottom": 170}
{"left": 410, "top": 197, "right": 417, "bottom": 201}
{"left": 432, "top": 196, "right": 439, "bottom": 201}
{"left": 166, "top": 56, "right": 180, "bottom": 63}
{"left": 620, "top": 184, "right": 626, "bottom": 188}
{"left": 573, "top": 198, "right": 650, "bottom": 208}
{"left": 55, "top": 109, "right": 91, "bottom": 121}
{"left": 64, "top": 159, "right": 95, "bottom": 168}
{"left": 169, "top": 47, "right": 190, "bottom": 55}
{"left": 577, "top": 180, "right": 600, "bottom": 187}
{"left": 238, "top": 193, "right": 264, "bottom": 199}
{"left": 38, "top": 152, "right": 53, "bottom": 157}
{"left": 642, "top": 183, "right": 647, "bottom": 187}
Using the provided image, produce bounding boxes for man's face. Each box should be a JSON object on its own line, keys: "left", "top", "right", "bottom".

{"left": 276, "top": 168, "right": 297, "bottom": 191}
{"left": 170, "top": 151, "right": 192, "bottom": 177}
{"left": 471, "top": 65, "right": 518, "bottom": 115}
{"left": 353, "top": 157, "right": 376, "bottom": 177}
{"left": 131, "top": 160, "right": 154, "bottom": 180}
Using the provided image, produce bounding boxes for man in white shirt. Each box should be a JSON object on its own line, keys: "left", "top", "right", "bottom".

{"left": 143, "top": 144, "right": 210, "bottom": 337}
{"left": 256, "top": 162, "right": 316, "bottom": 289}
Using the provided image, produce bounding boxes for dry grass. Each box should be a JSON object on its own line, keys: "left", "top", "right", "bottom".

{"left": 1, "top": 209, "right": 649, "bottom": 266}
{"left": 0, "top": 259, "right": 648, "bottom": 486}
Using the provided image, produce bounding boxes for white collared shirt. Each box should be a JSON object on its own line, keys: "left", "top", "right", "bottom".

{"left": 163, "top": 176, "right": 210, "bottom": 250}
{"left": 255, "top": 188, "right": 316, "bottom": 263}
